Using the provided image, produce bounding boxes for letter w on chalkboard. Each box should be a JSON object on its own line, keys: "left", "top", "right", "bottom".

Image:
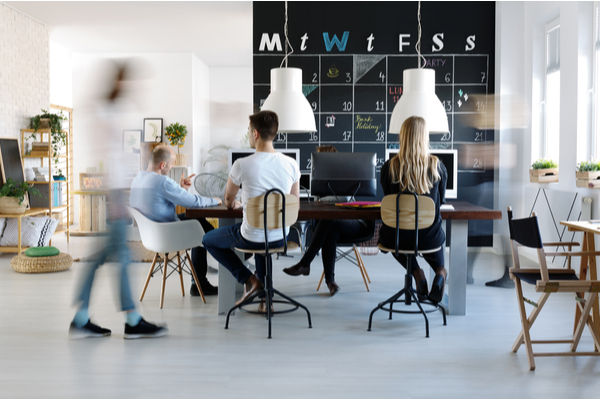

{"left": 323, "top": 32, "right": 349, "bottom": 52}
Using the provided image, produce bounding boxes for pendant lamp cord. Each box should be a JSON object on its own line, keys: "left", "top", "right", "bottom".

{"left": 280, "top": 1, "right": 294, "bottom": 68}
{"left": 415, "top": 1, "right": 425, "bottom": 69}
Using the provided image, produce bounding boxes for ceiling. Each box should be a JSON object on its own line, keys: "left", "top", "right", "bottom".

{"left": 4, "top": 1, "right": 253, "bottom": 67}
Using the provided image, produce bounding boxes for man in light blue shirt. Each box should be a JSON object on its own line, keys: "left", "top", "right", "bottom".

{"left": 130, "top": 145, "right": 222, "bottom": 295}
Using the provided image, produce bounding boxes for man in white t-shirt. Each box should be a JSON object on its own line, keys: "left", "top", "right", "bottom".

{"left": 202, "top": 111, "right": 300, "bottom": 307}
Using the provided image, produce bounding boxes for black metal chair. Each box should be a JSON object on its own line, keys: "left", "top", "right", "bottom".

{"left": 368, "top": 192, "right": 447, "bottom": 337}
{"left": 225, "top": 189, "right": 312, "bottom": 338}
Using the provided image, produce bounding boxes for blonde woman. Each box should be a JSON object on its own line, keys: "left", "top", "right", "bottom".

{"left": 379, "top": 116, "right": 448, "bottom": 303}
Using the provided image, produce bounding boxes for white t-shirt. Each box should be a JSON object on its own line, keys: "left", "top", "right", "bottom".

{"left": 229, "top": 151, "right": 300, "bottom": 243}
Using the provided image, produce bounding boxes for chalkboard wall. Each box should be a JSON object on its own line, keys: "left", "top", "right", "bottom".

{"left": 253, "top": 1, "right": 496, "bottom": 246}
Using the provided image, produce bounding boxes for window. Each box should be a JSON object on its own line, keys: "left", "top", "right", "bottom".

{"left": 543, "top": 19, "right": 560, "bottom": 162}
{"left": 594, "top": 6, "right": 600, "bottom": 157}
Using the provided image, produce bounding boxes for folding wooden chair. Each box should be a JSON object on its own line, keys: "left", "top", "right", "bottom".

{"left": 507, "top": 207, "right": 600, "bottom": 370}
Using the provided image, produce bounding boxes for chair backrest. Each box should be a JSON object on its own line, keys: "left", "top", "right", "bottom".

{"left": 380, "top": 194, "right": 435, "bottom": 230}
{"left": 245, "top": 191, "right": 299, "bottom": 230}
{"left": 506, "top": 206, "right": 549, "bottom": 280}
{"left": 127, "top": 206, "right": 204, "bottom": 254}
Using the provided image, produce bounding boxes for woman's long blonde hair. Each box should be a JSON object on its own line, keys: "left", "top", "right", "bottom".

{"left": 389, "top": 116, "right": 440, "bottom": 194}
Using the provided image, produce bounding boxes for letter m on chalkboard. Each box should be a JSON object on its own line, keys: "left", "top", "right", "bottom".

{"left": 323, "top": 32, "right": 349, "bottom": 52}
{"left": 259, "top": 33, "right": 282, "bottom": 51}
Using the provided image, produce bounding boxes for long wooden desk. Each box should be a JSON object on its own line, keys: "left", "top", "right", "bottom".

{"left": 186, "top": 201, "right": 501, "bottom": 315}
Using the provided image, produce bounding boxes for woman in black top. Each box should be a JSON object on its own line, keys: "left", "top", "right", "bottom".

{"left": 379, "top": 116, "right": 448, "bottom": 303}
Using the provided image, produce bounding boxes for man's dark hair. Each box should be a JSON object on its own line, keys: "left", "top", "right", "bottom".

{"left": 150, "top": 144, "right": 173, "bottom": 166}
{"left": 249, "top": 110, "right": 278, "bottom": 141}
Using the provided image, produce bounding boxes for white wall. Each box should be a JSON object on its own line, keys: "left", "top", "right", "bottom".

{"left": 192, "top": 55, "right": 211, "bottom": 175}
{"left": 495, "top": 2, "right": 597, "bottom": 258}
{"left": 49, "top": 41, "right": 72, "bottom": 108}
{"left": 205, "top": 67, "right": 253, "bottom": 174}
{"left": 0, "top": 3, "right": 49, "bottom": 138}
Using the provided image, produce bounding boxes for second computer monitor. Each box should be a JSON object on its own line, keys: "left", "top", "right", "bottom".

{"left": 311, "top": 152, "right": 377, "bottom": 198}
{"left": 384, "top": 148, "right": 458, "bottom": 199}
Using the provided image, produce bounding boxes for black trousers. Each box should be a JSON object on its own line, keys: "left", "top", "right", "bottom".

{"left": 177, "top": 213, "right": 214, "bottom": 284}
{"left": 299, "top": 219, "right": 370, "bottom": 283}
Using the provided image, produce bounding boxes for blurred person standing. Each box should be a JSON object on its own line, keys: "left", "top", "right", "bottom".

{"left": 69, "top": 60, "right": 167, "bottom": 339}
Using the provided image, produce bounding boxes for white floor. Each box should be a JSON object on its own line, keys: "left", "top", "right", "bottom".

{"left": 1, "top": 233, "right": 599, "bottom": 399}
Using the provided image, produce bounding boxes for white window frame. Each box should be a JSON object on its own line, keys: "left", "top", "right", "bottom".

{"left": 593, "top": 4, "right": 600, "bottom": 159}
{"left": 542, "top": 18, "right": 561, "bottom": 162}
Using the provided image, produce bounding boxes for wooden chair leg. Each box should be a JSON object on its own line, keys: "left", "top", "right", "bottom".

{"left": 177, "top": 252, "right": 185, "bottom": 297}
{"left": 512, "top": 292, "right": 550, "bottom": 353}
{"left": 140, "top": 253, "right": 158, "bottom": 301}
{"left": 514, "top": 279, "right": 536, "bottom": 370}
{"left": 353, "top": 245, "right": 370, "bottom": 291}
{"left": 186, "top": 251, "right": 205, "bottom": 303}
{"left": 572, "top": 292, "right": 598, "bottom": 351}
{"left": 160, "top": 253, "right": 168, "bottom": 309}
{"left": 316, "top": 271, "right": 325, "bottom": 291}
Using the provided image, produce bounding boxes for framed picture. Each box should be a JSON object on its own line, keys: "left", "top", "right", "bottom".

{"left": 143, "top": 118, "right": 163, "bottom": 143}
{"left": 123, "top": 130, "right": 142, "bottom": 154}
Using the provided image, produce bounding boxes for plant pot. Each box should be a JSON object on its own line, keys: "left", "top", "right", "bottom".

{"left": 0, "top": 196, "right": 28, "bottom": 214}
{"left": 576, "top": 171, "right": 600, "bottom": 188}
{"left": 529, "top": 168, "right": 559, "bottom": 183}
{"left": 38, "top": 118, "right": 51, "bottom": 129}
{"left": 174, "top": 153, "right": 188, "bottom": 167}
{"left": 53, "top": 175, "right": 66, "bottom": 181}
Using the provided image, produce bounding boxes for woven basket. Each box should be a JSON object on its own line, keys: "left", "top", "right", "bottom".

{"left": 360, "top": 220, "right": 382, "bottom": 256}
{"left": 11, "top": 252, "right": 73, "bottom": 274}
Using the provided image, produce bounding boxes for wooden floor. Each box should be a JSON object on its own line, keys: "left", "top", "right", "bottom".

{"left": 1, "top": 233, "right": 599, "bottom": 398}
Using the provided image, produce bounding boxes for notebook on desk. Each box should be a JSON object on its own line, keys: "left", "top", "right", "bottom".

{"left": 335, "top": 201, "right": 381, "bottom": 209}
{"left": 441, "top": 204, "right": 454, "bottom": 210}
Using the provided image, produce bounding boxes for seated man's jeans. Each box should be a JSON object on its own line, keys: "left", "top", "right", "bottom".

{"left": 202, "top": 223, "right": 286, "bottom": 286}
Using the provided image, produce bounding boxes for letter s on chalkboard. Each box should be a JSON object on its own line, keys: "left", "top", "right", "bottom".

{"left": 466, "top": 35, "right": 476, "bottom": 51}
{"left": 432, "top": 33, "right": 444, "bottom": 53}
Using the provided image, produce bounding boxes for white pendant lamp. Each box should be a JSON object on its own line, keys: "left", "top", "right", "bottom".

{"left": 389, "top": 68, "right": 449, "bottom": 133}
{"left": 260, "top": 1, "right": 316, "bottom": 133}
{"left": 261, "top": 67, "right": 317, "bottom": 133}
{"left": 388, "top": 2, "right": 449, "bottom": 134}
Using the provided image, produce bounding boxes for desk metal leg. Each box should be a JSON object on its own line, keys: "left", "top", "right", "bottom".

{"left": 448, "top": 220, "right": 468, "bottom": 315}
{"left": 217, "top": 218, "right": 242, "bottom": 315}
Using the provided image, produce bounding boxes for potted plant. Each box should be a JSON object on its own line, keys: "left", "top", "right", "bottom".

{"left": 530, "top": 159, "right": 559, "bottom": 183}
{"left": 0, "top": 178, "right": 41, "bottom": 214}
{"left": 30, "top": 109, "right": 67, "bottom": 179}
{"left": 576, "top": 160, "right": 600, "bottom": 188}
{"left": 165, "top": 122, "right": 188, "bottom": 166}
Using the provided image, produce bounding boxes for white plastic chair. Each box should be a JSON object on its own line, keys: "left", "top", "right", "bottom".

{"left": 127, "top": 206, "right": 206, "bottom": 308}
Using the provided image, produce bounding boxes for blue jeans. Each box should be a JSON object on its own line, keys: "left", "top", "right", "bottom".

{"left": 73, "top": 219, "right": 135, "bottom": 312}
{"left": 202, "top": 223, "right": 285, "bottom": 285}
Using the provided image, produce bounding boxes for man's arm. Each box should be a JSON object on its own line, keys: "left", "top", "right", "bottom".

{"left": 290, "top": 181, "right": 300, "bottom": 199}
{"left": 224, "top": 178, "right": 242, "bottom": 210}
{"left": 162, "top": 178, "right": 220, "bottom": 208}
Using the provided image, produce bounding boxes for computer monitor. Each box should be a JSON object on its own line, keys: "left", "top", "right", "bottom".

{"left": 310, "top": 152, "right": 377, "bottom": 199}
{"left": 299, "top": 173, "right": 311, "bottom": 198}
{"left": 384, "top": 148, "right": 458, "bottom": 199}
{"left": 227, "top": 148, "right": 301, "bottom": 171}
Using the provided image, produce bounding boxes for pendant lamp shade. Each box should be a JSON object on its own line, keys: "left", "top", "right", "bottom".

{"left": 261, "top": 68, "right": 317, "bottom": 133}
{"left": 389, "top": 69, "right": 449, "bottom": 134}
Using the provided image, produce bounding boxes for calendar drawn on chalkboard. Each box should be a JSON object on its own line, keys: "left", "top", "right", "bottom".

{"left": 253, "top": 1, "right": 496, "bottom": 246}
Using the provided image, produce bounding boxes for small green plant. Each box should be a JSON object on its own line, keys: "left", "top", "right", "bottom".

{"left": 577, "top": 161, "right": 600, "bottom": 172}
{"left": 531, "top": 159, "right": 558, "bottom": 169}
{"left": 30, "top": 109, "right": 68, "bottom": 178}
{"left": 0, "top": 178, "right": 40, "bottom": 205}
{"left": 164, "top": 122, "right": 188, "bottom": 154}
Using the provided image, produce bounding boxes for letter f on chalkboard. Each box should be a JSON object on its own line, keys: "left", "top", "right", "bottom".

{"left": 323, "top": 32, "right": 349, "bottom": 52}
